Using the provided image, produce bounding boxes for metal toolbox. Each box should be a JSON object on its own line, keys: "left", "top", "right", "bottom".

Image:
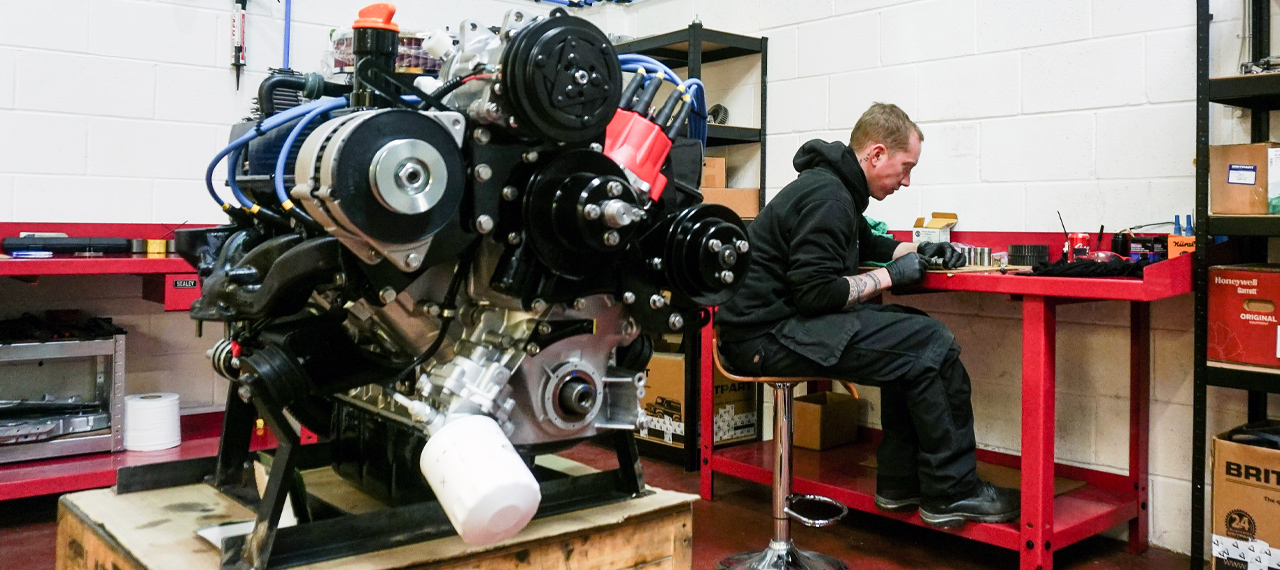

{"left": 0, "top": 334, "right": 126, "bottom": 464}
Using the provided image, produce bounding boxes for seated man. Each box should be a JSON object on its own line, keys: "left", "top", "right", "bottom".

{"left": 716, "top": 102, "right": 1019, "bottom": 527}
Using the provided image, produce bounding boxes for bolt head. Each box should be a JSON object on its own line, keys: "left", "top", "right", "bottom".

{"left": 525, "top": 343, "right": 541, "bottom": 355}
{"left": 736, "top": 239, "right": 750, "bottom": 253}
{"left": 650, "top": 294, "right": 666, "bottom": 309}
{"left": 574, "top": 69, "right": 590, "bottom": 84}
{"left": 589, "top": 142, "right": 603, "bottom": 152}
{"left": 573, "top": 298, "right": 588, "bottom": 310}
{"left": 475, "top": 215, "right": 495, "bottom": 234}
{"left": 607, "top": 181, "right": 624, "bottom": 197}
{"left": 538, "top": 322, "right": 552, "bottom": 335}
{"left": 531, "top": 299, "right": 548, "bottom": 313}
{"left": 502, "top": 185, "right": 519, "bottom": 201}
{"left": 472, "top": 128, "right": 491, "bottom": 144}
{"left": 508, "top": 116, "right": 519, "bottom": 128}
{"left": 507, "top": 232, "right": 522, "bottom": 245}
{"left": 474, "top": 164, "right": 493, "bottom": 182}
{"left": 668, "top": 313, "right": 685, "bottom": 330}
{"left": 603, "top": 230, "right": 620, "bottom": 246}
{"left": 405, "top": 252, "right": 422, "bottom": 268}
{"left": 237, "top": 385, "right": 253, "bottom": 402}
{"left": 523, "top": 150, "right": 539, "bottom": 163}
{"left": 584, "top": 204, "right": 602, "bottom": 220}
{"left": 379, "top": 286, "right": 397, "bottom": 304}
{"left": 719, "top": 270, "right": 735, "bottom": 284}
{"left": 622, "top": 291, "right": 636, "bottom": 304}
{"left": 707, "top": 238, "right": 722, "bottom": 253}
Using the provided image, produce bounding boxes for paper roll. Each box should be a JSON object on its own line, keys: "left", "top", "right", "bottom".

{"left": 123, "top": 393, "right": 181, "bottom": 452}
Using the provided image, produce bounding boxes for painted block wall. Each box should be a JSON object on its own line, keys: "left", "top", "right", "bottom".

{"left": 608, "top": 0, "right": 1278, "bottom": 559}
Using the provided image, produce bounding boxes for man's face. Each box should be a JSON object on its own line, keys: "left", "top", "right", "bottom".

{"left": 862, "top": 131, "right": 922, "bottom": 201}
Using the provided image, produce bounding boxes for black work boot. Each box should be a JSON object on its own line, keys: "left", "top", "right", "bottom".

{"left": 873, "top": 486, "right": 921, "bottom": 512}
{"left": 919, "top": 481, "right": 1020, "bottom": 527}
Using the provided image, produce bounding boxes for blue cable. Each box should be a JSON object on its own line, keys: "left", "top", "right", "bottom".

{"left": 619, "top": 55, "right": 708, "bottom": 143}
{"left": 205, "top": 98, "right": 330, "bottom": 210}
{"left": 274, "top": 97, "right": 348, "bottom": 207}
{"left": 227, "top": 147, "right": 253, "bottom": 211}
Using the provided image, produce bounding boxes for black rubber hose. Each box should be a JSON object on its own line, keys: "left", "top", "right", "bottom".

{"left": 258, "top": 74, "right": 306, "bottom": 117}
{"left": 301, "top": 72, "right": 352, "bottom": 99}
{"left": 619, "top": 72, "right": 647, "bottom": 112}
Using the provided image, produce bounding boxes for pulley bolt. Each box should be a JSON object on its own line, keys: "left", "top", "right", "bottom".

{"left": 379, "top": 286, "right": 397, "bottom": 304}
{"left": 574, "top": 298, "right": 589, "bottom": 310}
{"left": 526, "top": 343, "right": 541, "bottom": 356}
{"left": 507, "top": 232, "right": 522, "bottom": 245}
{"left": 538, "top": 322, "right": 553, "bottom": 335}
{"left": 475, "top": 215, "right": 495, "bottom": 234}
{"left": 590, "top": 142, "right": 603, "bottom": 152}
{"left": 474, "top": 164, "right": 493, "bottom": 182}
{"left": 668, "top": 313, "right": 685, "bottom": 331}
{"left": 502, "top": 185, "right": 519, "bottom": 201}
{"left": 607, "top": 181, "right": 624, "bottom": 197}
{"left": 584, "top": 204, "right": 602, "bottom": 220}
{"left": 575, "top": 69, "right": 590, "bottom": 85}
{"left": 707, "top": 238, "right": 723, "bottom": 253}
{"left": 472, "top": 128, "right": 491, "bottom": 144}
{"left": 622, "top": 292, "right": 636, "bottom": 304}
{"left": 719, "top": 270, "right": 736, "bottom": 284}
{"left": 603, "top": 230, "right": 621, "bottom": 246}
{"left": 532, "top": 298, "right": 549, "bottom": 312}
{"left": 736, "top": 239, "right": 750, "bottom": 253}
{"left": 648, "top": 258, "right": 664, "bottom": 271}
{"left": 720, "top": 248, "right": 738, "bottom": 268}
{"left": 650, "top": 294, "right": 666, "bottom": 309}
{"left": 522, "top": 150, "right": 539, "bottom": 163}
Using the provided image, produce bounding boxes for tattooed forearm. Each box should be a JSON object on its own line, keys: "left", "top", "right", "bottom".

{"left": 844, "top": 268, "right": 889, "bottom": 309}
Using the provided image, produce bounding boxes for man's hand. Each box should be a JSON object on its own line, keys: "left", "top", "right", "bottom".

{"left": 916, "top": 242, "right": 967, "bottom": 269}
{"left": 885, "top": 252, "right": 930, "bottom": 287}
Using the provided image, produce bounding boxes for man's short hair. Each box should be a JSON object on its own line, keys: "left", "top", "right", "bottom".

{"left": 849, "top": 102, "right": 924, "bottom": 153}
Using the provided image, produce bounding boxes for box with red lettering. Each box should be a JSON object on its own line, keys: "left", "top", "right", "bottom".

{"left": 1208, "top": 264, "right": 1280, "bottom": 368}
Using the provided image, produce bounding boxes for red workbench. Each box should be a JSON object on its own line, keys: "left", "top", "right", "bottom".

{"left": 698, "top": 251, "right": 1191, "bottom": 570}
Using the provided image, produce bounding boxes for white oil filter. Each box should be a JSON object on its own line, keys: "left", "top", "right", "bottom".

{"left": 123, "top": 393, "right": 181, "bottom": 451}
{"left": 419, "top": 414, "right": 541, "bottom": 545}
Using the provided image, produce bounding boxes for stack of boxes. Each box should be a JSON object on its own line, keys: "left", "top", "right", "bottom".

{"left": 699, "top": 156, "right": 759, "bottom": 219}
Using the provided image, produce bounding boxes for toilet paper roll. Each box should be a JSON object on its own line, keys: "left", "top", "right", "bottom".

{"left": 123, "top": 393, "right": 181, "bottom": 452}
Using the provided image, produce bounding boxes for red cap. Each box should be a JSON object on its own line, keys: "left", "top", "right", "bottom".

{"left": 353, "top": 3, "right": 399, "bottom": 32}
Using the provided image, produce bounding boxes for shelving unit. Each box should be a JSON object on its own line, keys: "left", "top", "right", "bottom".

{"left": 615, "top": 24, "right": 767, "bottom": 468}
{"left": 1192, "top": 1, "right": 1280, "bottom": 567}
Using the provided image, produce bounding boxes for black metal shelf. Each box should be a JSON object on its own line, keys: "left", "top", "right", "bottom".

{"left": 707, "top": 125, "right": 761, "bottom": 147}
{"left": 1207, "top": 363, "right": 1280, "bottom": 393}
{"left": 1209, "top": 74, "right": 1280, "bottom": 110}
{"left": 615, "top": 27, "right": 764, "bottom": 68}
{"left": 1206, "top": 215, "right": 1280, "bottom": 236}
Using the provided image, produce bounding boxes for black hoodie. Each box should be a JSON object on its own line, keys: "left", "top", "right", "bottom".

{"left": 717, "top": 140, "right": 902, "bottom": 345}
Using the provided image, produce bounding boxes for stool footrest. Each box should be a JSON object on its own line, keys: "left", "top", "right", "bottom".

{"left": 785, "top": 494, "right": 848, "bottom": 528}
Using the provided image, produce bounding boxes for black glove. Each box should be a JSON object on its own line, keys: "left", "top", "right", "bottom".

{"left": 916, "top": 241, "right": 967, "bottom": 269}
{"left": 885, "top": 252, "right": 930, "bottom": 287}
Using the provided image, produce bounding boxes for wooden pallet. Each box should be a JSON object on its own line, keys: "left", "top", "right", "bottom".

{"left": 56, "top": 476, "right": 695, "bottom": 570}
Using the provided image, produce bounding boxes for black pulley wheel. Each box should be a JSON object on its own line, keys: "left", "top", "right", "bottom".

{"left": 500, "top": 13, "right": 621, "bottom": 142}
{"left": 329, "top": 110, "right": 465, "bottom": 245}
{"left": 524, "top": 150, "right": 629, "bottom": 278}
{"left": 664, "top": 204, "right": 750, "bottom": 306}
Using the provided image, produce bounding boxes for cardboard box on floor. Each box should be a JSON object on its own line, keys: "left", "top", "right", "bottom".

{"left": 1211, "top": 422, "right": 1280, "bottom": 570}
{"left": 912, "top": 213, "right": 958, "bottom": 244}
{"left": 637, "top": 352, "right": 756, "bottom": 449}
{"left": 1209, "top": 143, "right": 1279, "bottom": 215}
{"left": 793, "top": 391, "right": 859, "bottom": 451}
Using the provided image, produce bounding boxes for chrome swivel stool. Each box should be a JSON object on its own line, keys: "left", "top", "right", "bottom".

{"left": 713, "top": 346, "right": 852, "bottom": 570}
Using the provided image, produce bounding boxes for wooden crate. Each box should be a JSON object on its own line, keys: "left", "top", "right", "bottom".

{"left": 56, "top": 479, "right": 694, "bottom": 570}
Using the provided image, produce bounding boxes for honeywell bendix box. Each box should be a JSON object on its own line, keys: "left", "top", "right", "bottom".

{"left": 1208, "top": 265, "right": 1280, "bottom": 369}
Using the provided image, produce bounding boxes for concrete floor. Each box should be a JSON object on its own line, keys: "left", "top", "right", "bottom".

{"left": 0, "top": 445, "right": 1191, "bottom": 570}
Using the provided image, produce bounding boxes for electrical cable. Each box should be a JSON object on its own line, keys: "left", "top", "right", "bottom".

{"left": 618, "top": 69, "right": 647, "bottom": 112}
{"left": 429, "top": 71, "right": 493, "bottom": 101}
{"left": 393, "top": 238, "right": 482, "bottom": 384}
{"left": 619, "top": 54, "right": 707, "bottom": 143}
{"left": 205, "top": 97, "right": 329, "bottom": 211}
{"left": 274, "top": 96, "right": 348, "bottom": 227}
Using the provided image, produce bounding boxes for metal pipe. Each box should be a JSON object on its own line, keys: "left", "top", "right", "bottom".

{"left": 772, "top": 382, "right": 793, "bottom": 544}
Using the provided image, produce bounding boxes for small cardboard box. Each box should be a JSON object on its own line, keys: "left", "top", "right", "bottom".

{"left": 911, "top": 213, "right": 958, "bottom": 244}
{"left": 702, "top": 157, "right": 727, "bottom": 189}
{"left": 702, "top": 188, "right": 760, "bottom": 218}
{"left": 637, "top": 352, "right": 757, "bottom": 449}
{"left": 1208, "top": 265, "right": 1280, "bottom": 369}
{"left": 1210, "top": 143, "right": 1279, "bottom": 215}
{"left": 1211, "top": 422, "right": 1280, "bottom": 570}
{"left": 793, "top": 391, "right": 859, "bottom": 451}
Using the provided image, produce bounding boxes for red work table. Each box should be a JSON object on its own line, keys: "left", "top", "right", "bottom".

{"left": 698, "top": 253, "right": 1191, "bottom": 570}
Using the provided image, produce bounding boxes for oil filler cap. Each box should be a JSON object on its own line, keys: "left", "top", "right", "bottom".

{"left": 353, "top": 3, "right": 399, "bottom": 32}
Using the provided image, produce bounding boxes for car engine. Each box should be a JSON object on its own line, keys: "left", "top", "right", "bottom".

{"left": 174, "top": 3, "right": 750, "bottom": 557}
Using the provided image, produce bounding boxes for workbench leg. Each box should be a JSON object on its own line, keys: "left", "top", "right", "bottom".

{"left": 700, "top": 315, "right": 716, "bottom": 501}
{"left": 1021, "top": 296, "right": 1056, "bottom": 570}
{"left": 1128, "top": 302, "right": 1151, "bottom": 554}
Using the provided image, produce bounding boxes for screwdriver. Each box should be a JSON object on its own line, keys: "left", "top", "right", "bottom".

{"left": 232, "top": 0, "right": 247, "bottom": 89}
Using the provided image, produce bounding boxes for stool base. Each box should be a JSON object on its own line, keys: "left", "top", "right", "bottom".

{"left": 716, "top": 540, "right": 848, "bottom": 570}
